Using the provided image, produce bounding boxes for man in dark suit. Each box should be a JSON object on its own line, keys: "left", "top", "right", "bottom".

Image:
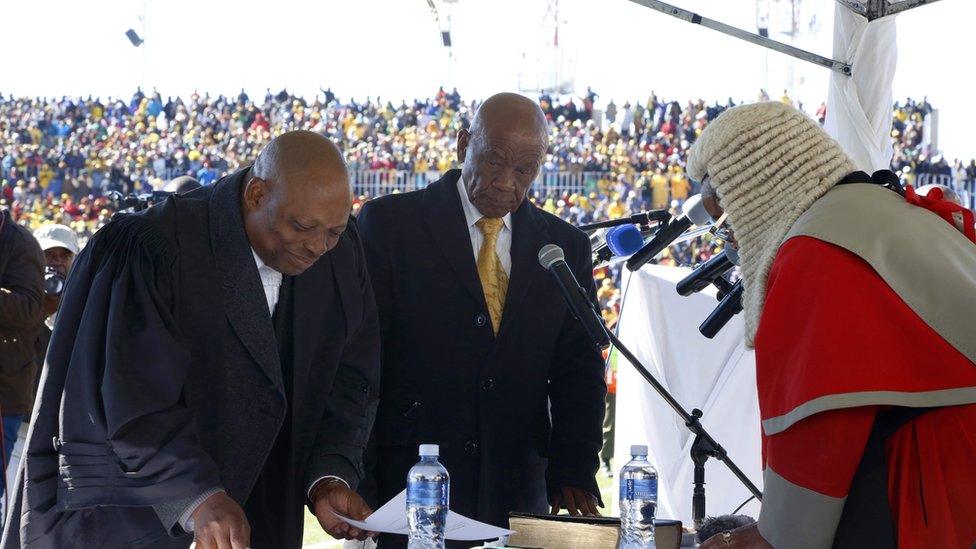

{"left": 3, "top": 131, "right": 380, "bottom": 549}
{"left": 357, "top": 93, "right": 606, "bottom": 547}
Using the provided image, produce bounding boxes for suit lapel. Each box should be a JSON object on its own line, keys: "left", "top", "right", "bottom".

{"left": 421, "top": 170, "right": 487, "bottom": 309}
{"left": 497, "top": 200, "right": 548, "bottom": 339}
{"left": 209, "top": 168, "right": 284, "bottom": 394}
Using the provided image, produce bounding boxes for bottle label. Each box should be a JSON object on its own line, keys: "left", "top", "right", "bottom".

{"left": 407, "top": 480, "right": 448, "bottom": 506}
{"left": 620, "top": 477, "right": 658, "bottom": 501}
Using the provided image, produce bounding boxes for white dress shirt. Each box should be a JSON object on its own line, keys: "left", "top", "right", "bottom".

{"left": 252, "top": 249, "right": 283, "bottom": 314}
{"left": 457, "top": 175, "right": 513, "bottom": 275}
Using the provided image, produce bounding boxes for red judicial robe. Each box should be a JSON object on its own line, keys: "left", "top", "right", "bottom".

{"left": 754, "top": 236, "right": 976, "bottom": 548}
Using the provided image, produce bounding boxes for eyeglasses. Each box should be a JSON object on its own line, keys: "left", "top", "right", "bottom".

{"left": 695, "top": 173, "right": 734, "bottom": 241}
{"left": 709, "top": 212, "right": 735, "bottom": 243}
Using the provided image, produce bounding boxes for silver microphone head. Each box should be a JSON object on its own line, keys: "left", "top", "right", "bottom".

{"left": 538, "top": 244, "right": 565, "bottom": 269}
{"left": 681, "top": 194, "right": 713, "bottom": 227}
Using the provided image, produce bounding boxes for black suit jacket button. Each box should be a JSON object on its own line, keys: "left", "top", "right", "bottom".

{"left": 464, "top": 440, "right": 479, "bottom": 455}
{"left": 481, "top": 378, "right": 495, "bottom": 391}
{"left": 475, "top": 313, "right": 487, "bottom": 327}
{"left": 404, "top": 401, "right": 422, "bottom": 418}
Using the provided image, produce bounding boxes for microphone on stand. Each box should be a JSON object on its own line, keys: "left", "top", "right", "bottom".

{"left": 626, "top": 194, "right": 713, "bottom": 272}
{"left": 674, "top": 246, "right": 744, "bottom": 338}
{"left": 539, "top": 252, "right": 763, "bottom": 519}
{"left": 675, "top": 247, "right": 739, "bottom": 296}
{"left": 538, "top": 244, "right": 610, "bottom": 350}
{"left": 699, "top": 280, "right": 744, "bottom": 339}
{"left": 578, "top": 209, "right": 671, "bottom": 232}
{"left": 593, "top": 224, "right": 652, "bottom": 266}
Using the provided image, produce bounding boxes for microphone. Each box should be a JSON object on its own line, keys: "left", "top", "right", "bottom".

{"left": 593, "top": 224, "right": 649, "bottom": 265}
{"left": 675, "top": 247, "right": 740, "bottom": 296}
{"left": 626, "top": 194, "right": 713, "bottom": 272}
{"left": 578, "top": 209, "right": 671, "bottom": 232}
{"left": 539, "top": 244, "right": 611, "bottom": 350}
{"left": 699, "top": 280, "right": 744, "bottom": 339}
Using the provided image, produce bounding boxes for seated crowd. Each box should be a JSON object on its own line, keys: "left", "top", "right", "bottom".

{"left": 0, "top": 88, "right": 970, "bottom": 324}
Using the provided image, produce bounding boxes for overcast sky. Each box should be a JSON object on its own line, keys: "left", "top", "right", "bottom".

{"left": 1, "top": 0, "right": 971, "bottom": 159}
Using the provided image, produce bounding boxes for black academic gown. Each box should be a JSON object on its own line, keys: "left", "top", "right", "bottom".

{"left": 2, "top": 168, "right": 380, "bottom": 549}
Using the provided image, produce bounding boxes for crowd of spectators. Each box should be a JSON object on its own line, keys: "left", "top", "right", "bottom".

{"left": 889, "top": 97, "right": 976, "bottom": 186}
{"left": 1, "top": 87, "right": 971, "bottom": 322}
{"left": 0, "top": 86, "right": 718, "bottom": 240}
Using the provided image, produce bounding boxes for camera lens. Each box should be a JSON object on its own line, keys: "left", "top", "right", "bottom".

{"left": 44, "top": 267, "right": 65, "bottom": 296}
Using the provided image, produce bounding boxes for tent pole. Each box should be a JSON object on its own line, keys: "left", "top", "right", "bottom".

{"left": 626, "top": 0, "right": 853, "bottom": 75}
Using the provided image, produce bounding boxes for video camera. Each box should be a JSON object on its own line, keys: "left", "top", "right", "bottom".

{"left": 107, "top": 190, "right": 174, "bottom": 214}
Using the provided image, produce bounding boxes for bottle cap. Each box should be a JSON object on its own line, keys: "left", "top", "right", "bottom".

{"left": 630, "top": 444, "right": 648, "bottom": 456}
{"left": 419, "top": 444, "right": 439, "bottom": 457}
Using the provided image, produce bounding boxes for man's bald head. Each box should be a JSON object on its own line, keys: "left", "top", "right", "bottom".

{"left": 252, "top": 130, "right": 348, "bottom": 189}
{"left": 243, "top": 130, "right": 353, "bottom": 275}
{"left": 469, "top": 93, "right": 549, "bottom": 145}
{"left": 458, "top": 93, "right": 550, "bottom": 218}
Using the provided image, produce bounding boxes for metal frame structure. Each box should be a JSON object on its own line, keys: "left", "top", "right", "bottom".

{"left": 626, "top": 0, "right": 852, "bottom": 75}
{"left": 625, "top": 0, "right": 944, "bottom": 76}
{"left": 836, "top": 0, "right": 943, "bottom": 21}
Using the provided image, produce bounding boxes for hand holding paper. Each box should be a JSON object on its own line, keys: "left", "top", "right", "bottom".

{"left": 311, "top": 480, "right": 377, "bottom": 541}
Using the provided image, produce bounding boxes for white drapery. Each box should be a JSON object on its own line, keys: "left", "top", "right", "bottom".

{"left": 612, "top": 266, "right": 763, "bottom": 526}
{"left": 825, "top": 5, "right": 899, "bottom": 172}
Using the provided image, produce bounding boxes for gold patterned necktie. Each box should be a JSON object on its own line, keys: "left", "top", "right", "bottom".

{"left": 475, "top": 217, "right": 509, "bottom": 335}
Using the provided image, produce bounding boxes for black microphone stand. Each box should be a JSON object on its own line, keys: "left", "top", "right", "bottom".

{"left": 603, "top": 329, "right": 762, "bottom": 528}
{"left": 563, "top": 279, "right": 763, "bottom": 528}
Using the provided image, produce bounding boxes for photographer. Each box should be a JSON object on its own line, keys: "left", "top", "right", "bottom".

{"left": 4, "top": 224, "right": 78, "bottom": 490}
{"left": 0, "top": 207, "right": 44, "bottom": 492}
{"left": 32, "top": 224, "right": 78, "bottom": 352}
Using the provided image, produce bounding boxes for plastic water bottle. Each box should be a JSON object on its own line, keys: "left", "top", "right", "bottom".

{"left": 407, "top": 444, "right": 450, "bottom": 549}
{"left": 619, "top": 445, "right": 657, "bottom": 549}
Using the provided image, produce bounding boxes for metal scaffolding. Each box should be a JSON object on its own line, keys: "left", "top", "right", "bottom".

{"left": 624, "top": 0, "right": 945, "bottom": 76}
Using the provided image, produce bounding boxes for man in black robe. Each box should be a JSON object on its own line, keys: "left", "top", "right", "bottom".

{"left": 2, "top": 131, "right": 380, "bottom": 549}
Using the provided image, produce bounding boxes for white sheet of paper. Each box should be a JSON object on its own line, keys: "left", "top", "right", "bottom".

{"left": 332, "top": 489, "right": 514, "bottom": 541}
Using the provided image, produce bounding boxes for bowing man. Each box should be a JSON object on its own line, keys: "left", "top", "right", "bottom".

{"left": 4, "top": 131, "right": 380, "bottom": 549}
